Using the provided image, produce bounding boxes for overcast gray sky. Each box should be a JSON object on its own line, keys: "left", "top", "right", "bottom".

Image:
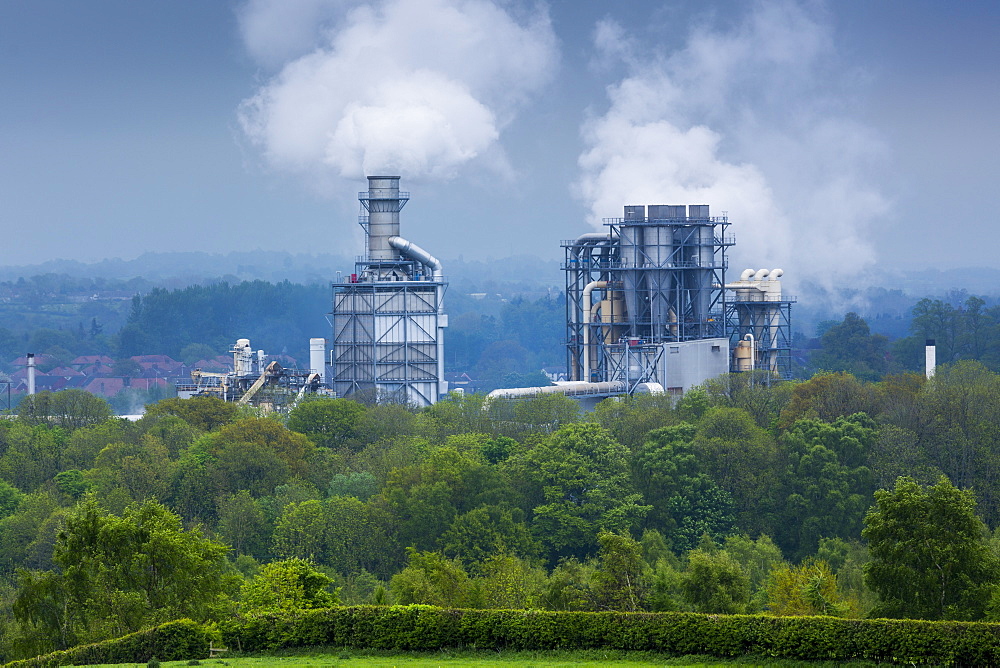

{"left": 1, "top": 0, "right": 997, "bottom": 291}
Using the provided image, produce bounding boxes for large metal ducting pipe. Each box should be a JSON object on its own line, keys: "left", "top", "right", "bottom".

{"left": 389, "top": 235, "right": 447, "bottom": 394}
{"left": 309, "top": 338, "right": 327, "bottom": 384}
{"left": 26, "top": 353, "right": 35, "bottom": 395}
{"left": 486, "top": 380, "right": 664, "bottom": 401}
{"left": 361, "top": 176, "right": 408, "bottom": 262}
{"left": 388, "top": 236, "right": 442, "bottom": 280}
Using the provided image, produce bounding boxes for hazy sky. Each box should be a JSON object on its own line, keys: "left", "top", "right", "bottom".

{"left": 1, "top": 0, "right": 997, "bottom": 290}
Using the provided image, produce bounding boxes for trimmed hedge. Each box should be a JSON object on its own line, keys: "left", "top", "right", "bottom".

{"left": 4, "top": 619, "right": 210, "bottom": 668}
{"left": 220, "top": 606, "right": 1000, "bottom": 665}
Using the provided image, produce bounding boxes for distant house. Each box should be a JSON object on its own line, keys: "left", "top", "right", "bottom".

{"left": 127, "top": 377, "right": 169, "bottom": 391}
{"left": 193, "top": 358, "right": 229, "bottom": 372}
{"left": 71, "top": 355, "right": 114, "bottom": 369}
{"left": 79, "top": 363, "right": 115, "bottom": 376}
{"left": 48, "top": 366, "right": 85, "bottom": 378}
{"left": 131, "top": 354, "right": 184, "bottom": 375}
{"left": 83, "top": 377, "right": 127, "bottom": 397}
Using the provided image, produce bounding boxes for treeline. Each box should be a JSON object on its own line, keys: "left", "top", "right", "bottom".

{"left": 4, "top": 363, "right": 1000, "bottom": 657}
{"left": 806, "top": 296, "right": 1000, "bottom": 380}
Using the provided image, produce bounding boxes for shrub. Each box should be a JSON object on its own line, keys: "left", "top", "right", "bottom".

{"left": 5, "top": 619, "right": 209, "bottom": 668}
{"left": 218, "top": 605, "right": 1000, "bottom": 664}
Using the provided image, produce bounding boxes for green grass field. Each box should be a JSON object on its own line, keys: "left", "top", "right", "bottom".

{"left": 80, "top": 649, "right": 884, "bottom": 668}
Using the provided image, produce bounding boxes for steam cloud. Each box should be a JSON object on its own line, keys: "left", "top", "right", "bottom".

{"left": 578, "top": 1, "right": 889, "bottom": 291}
{"left": 237, "top": 0, "right": 558, "bottom": 185}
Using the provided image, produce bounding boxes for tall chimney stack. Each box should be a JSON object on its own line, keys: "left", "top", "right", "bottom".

{"left": 925, "top": 339, "right": 936, "bottom": 379}
{"left": 26, "top": 353, "right": 36, "bottom": 395}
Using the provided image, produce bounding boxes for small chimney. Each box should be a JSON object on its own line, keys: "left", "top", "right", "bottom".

{"left": 26, "top": 353, "right": 36, "bottom": 395}
{"left": 925, "top": 339, "right": 936, "bottom": 379}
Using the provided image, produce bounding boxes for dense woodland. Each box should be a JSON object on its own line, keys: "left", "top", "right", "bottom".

{"left": 3, "top": 363, "right": 1000, "bottom": 658}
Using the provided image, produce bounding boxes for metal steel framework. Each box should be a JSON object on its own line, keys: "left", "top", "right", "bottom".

{"left": 331, "top": 272, "right": 444, "bottom": 406}
{"left": 726, "top": 294, "right": 795, "bottom": 381}
{"left": 563, "top": 205, "right": 733, "bottom": 383}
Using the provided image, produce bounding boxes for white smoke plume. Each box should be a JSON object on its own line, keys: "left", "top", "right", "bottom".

{"left": 237, "top": 0, "right": 558, "bottom": 185}
{"left": 578, "top": 1, "right": 889, "bottom": 293}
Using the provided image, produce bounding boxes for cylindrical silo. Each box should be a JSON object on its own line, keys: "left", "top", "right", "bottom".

{"left": 619, "top": 205, "right": 645, "bottom": 338}
{"left": 309, "top": 338, "right": 327, "bottom": 384}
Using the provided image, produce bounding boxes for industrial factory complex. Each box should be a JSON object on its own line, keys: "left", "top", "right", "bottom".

{"left": 323, "top": 176, "right": 792, "bottom": 408}
{"left": 144, "top": 176, "right": 793, "bottom": 411}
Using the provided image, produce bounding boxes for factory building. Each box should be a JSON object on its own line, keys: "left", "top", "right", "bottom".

{"left": 490, "top": 202, "right": 792, "bottom": 406}
{"left": 726, "top": 268, "right": 794, "bottom": 381}
{"left": 330, "top": 176, "right": 447, "bottom": 406}
{"left": 563, "top": 204, "right": 732, "bottom": 396}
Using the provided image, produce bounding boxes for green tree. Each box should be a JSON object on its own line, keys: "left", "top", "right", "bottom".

{"left": 440, "top": 504, "right": 541, "bottom": 573}
{"left": 179, "top": 343, "right": 217, "bottom": 367}
{"left": 592, "top": 530, "right": 646, "bottom": 611}
{"left": 777, "top": 414, "right": 876, "bottom": 559}
{"left": 61, "top": 420, "right": 132, "bottom": 470}
{"left": 0, "top": 423, "right": 64, "bottom": 493}
{"left": 766, "top": 559, "right": 851, "bottom": 617}
{"left": 144, "top": 396, "right": 237, "bottom": 432}
{"left": 0, "top": 479, "right": 25, "bottom": 518}
{"left": 691, "top": 407, "right": 784, "bottom": 539}
{"left": 863, "top": 476, "right": 1000, "bottom": 620}
{"left": 723, "top": 534, "right": 785, "bottom": 611}
{"left": 915, "top": 361, "right": 1000, "bottom": 524}
{"left": 633, "top": 424, "right": 735, "bottom": 552}
{"left": 540, "top": 557, "right": 596, "bottom": 611}
{"left": 811, "top": 312, "right": 889, "bottom": 381}
{"left": 17, "top": 390, "right": 112, "bottom": 430}
{"left": 217, "top": 490, "right": 270, "bottom": 558}
{"left": 389, "top": 549, "right": 479, "bottom": 608}
{"left": 778, "top": 372, "right": 879, "bottom": 430}
{"left": 703, "top": 372, "right": 794, "bottom": 429}
{"left": 286, "top": 397, "right": 366, "bottom": 449}
{"left": 378, "top": 445, "right": 505, "bottom": 551}
{"left": 14, "top": 497, "right": 237, "bottom": 651}
{"left": 272, "top": 499, "right": 328, "bottom": 562}
{"left": 239, "top": 557, "right": 337, "bottom": 614}
{"left": 681, "top": 548, "right": 750, "bottom": 614}
{"left": 517, "top": 423, "right": 649, "bottom": 561}
{"left": 476, "top": 553, "right": 546, "bottom": 609}
{"left": 327, "top": 471, "right": 379, "bottom": 500}
{"left": 591, "top": 393, "right": 677, "bottom": 451}
{"left": 111, "top": 358, "right": 143, "bottom": 378}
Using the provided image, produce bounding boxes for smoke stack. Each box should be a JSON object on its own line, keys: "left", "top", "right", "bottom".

{"left": 26, "top": 353, "right": 36, "bottom": 395}
{"left": 925, "top": 339, "right": 936, "bottom": 379}
{"left": 361, "top": 176, "right": 408, "bottom": 262}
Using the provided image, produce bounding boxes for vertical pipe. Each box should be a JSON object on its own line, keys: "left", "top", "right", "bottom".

{"left": 926, "top": 339, "right": 936, "bottom": 379}
{"left": 582, "top": 280, "right": 608, "bottom": 381}
{"left": 26, "top": 353, "right": 36, "bottom": 395}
